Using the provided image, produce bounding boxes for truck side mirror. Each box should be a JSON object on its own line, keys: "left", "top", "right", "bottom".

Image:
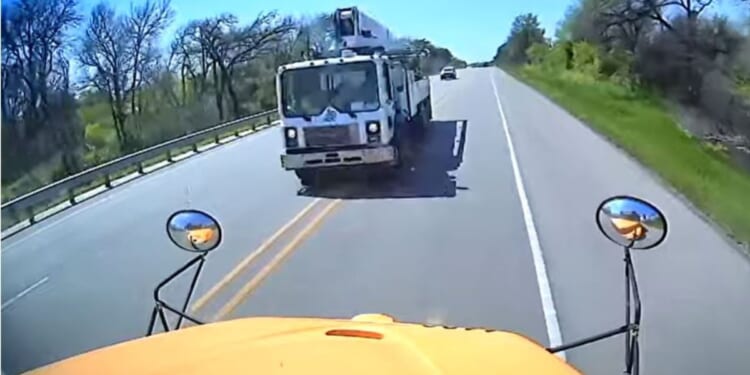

{"left": 362, "top": 29, "right": 372, "bottom": 38}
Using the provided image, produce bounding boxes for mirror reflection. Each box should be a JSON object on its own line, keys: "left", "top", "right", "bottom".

{"left": 166, "top": 210, "right": 222, "bottom": 253}
{"left": 597, "top": 196, "right": 667, "bottom": 250}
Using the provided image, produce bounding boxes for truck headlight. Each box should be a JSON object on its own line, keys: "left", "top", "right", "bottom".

{"left": 285, "top": 127, "right": 297, "bottom": 139}
{"left": 366, "top": 122, "right": 381, "bottom": 143}
{"left": 284, "top": 127, "right": 298, "bottom": 148}
{"left": 366, "top": 122, "right": 380, "bottom": 134}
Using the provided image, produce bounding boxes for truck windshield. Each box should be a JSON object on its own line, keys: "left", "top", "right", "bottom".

{"left": 280, "top": 61, "right": 380, "bottom": 118}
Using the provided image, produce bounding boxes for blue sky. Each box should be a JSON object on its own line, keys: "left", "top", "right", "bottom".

{"left": 87, "top": 0, "right": 574, "bottom": 63}
{"left": 43, "top": 0, "right": 750, "bottom": 63}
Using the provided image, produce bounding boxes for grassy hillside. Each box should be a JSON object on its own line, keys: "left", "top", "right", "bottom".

{"left": 515, "top": 65, "right": 750, "bottom": 249}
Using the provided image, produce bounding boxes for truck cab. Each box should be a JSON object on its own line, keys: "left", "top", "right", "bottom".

{"left": 278, "top": 53, "right": 430, "bottom": 184}
{"left": 277, "top": 8, "right": 431, "bottom": 186}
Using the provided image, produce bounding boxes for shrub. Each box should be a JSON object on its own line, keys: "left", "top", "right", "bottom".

{"left": 543, "top": 42, "right": 572, "bottom": 71}
{"left": 527, "top": 42, "right": 551, "bottom": 65}
{"left": 571, "top": 42, "right": 600, "bottom": 77}
{"left": 85, "top": 122, "right": 117, "bottom": 150}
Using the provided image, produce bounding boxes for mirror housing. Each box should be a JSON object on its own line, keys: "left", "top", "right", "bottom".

{"left": 166, "top": 210, "right": 222, "bottom": 253}
{"left": 596, "top": 196, "right": 667, "bottom": 250}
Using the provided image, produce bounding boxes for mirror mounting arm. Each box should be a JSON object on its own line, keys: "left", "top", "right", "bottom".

{"left": 547, "top": 246, "right": 642, "bottom": 375}
{"left": 147, "top": 253, "right": 208, "bottom": 336}
{"left": 624, "top": 246, "right": 642, "bottom": 374}
{"left": 547, "top": 323, "right": 635, "bottom": 354}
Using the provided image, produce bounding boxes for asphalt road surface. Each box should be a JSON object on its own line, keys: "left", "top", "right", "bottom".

{"left": 3, "top": 68, "right": 750, "bottom": 375}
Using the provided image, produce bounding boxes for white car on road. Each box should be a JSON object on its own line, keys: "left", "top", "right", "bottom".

{"left": 440, "top": 66, "right": 457, "bottom": 80}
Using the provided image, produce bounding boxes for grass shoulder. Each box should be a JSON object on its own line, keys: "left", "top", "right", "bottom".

{"left": 508, "top": 64, "right": 750, "bottom": 250}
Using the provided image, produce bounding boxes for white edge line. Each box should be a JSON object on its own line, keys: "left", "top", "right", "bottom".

{"left": 1, "top": 276, "right": 49, "bottom": 311}
{"left": 490, "top": 71, "right": 566, "bottom": 360}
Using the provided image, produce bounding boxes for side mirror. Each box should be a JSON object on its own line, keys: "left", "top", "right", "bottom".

{"left": 548, "top": 195, "right": 665, "bottom": 374}
{"left": 166, "top": 210, "right": 223, "bottom": 253}
{"left": 149, "top": 209, "right": 223, "bottom": 336}
{"left": 361, "top": 29, "right": 372, "bottom": 38}
{"left": 596, "top": 196, "right": 667, "bottom": 250}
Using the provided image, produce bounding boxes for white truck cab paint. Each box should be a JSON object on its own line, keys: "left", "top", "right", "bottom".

{"left": 276, "top": 8, "right": 431, "bottom": 186}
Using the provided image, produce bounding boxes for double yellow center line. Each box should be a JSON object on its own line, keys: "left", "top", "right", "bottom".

{"left": 190, "top": 198, "right": 342, "bottom": 320}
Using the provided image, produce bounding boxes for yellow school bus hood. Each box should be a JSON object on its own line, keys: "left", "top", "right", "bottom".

{"left": 27, "top": 315, "right": 581, "bottom": 375}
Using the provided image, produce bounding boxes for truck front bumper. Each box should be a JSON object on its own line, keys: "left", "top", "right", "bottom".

{"left": 281, "top": 146, "right": 396, "bottom": 170}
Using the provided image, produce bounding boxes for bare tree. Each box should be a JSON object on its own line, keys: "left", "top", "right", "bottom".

{"left": 2, "top": 0, "right": 80, "bottom": 135}
{"left": 600, "top": 0, "right": 718, "bottom": 101}
{"left": 297, "top": 14, "right": 335, "bottom": 59}
{"left": 170, "top": 20, "right": 224, "bottom": 106}
{"left": 126, "top": 0, "right": 174, "bottom": 120}
{"left": 202, "top": 12, "right": 294, "bottom": 119}
{"left": 171, "top": 25, "right": 205, "bottom": 104}
{"left": 1, "top": 0, "right": 83, "bottom": 180}
{"left": 78, "top": 1, "right": 173, "bottom": 150}
{"left": 270, "top": 14, "right": 336, "bottom": 75}
{"left": 168, "top": 12, "right": 294, "bottom": 120}
{"left": 78, "top": 2, "right": 134, "bottom": 150}
{"left": 192, "top": 14, "right": 236, "bottom": 120}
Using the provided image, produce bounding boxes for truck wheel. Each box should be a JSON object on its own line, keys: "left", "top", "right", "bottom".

{"left": 423, "top": 98, "right": 432, "bottom": 124}
{"left": 295, "top": 170, "right": 318, "bottom": 186}
{"left": 410, "top": 103, "right": 429, "bottom": 137}
{"left": 392, "top": 144, "right": 402, "bottom": 169}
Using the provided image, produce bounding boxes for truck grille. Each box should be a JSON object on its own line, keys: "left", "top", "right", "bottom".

{"left": 304, "top": 125, "right": 358, "bottom": 147}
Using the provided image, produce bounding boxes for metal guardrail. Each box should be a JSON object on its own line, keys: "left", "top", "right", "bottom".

{"left": 2, "top": 109, "right": 279, "bottom": 234}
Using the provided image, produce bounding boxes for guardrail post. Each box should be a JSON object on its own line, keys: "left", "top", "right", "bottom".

{"left": 192, "top": 143, "right": 200, "bottom": 153}
{"left": 266, "top": 115, "right": 271, "bottom": 126}
{"left": 166, "top": 150, "right": 173, "bottom": 162}
{"left": 235, "top": 128, "right": 241, "bottom": 137}
{"left": 137, "top": 162, "right": 145, "bottom": 174}
{"left": 68, "top": 188, "right": 77, "bottom": 205}
{"left": 26, "top": 207, "right": 36, "bottom": 225}
{"left": 104, "top": 174, "right": 112, "bottom": 188}
{"left": 214, "top": 134, "right": 220, "bottom": 144}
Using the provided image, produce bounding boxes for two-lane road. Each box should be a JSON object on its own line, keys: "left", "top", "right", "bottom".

{"left": 3, "top": 68, "right": 750, "bottom": 375}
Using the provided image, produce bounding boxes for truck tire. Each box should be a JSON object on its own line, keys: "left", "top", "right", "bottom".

{"left": 388, "top": 124, "right": 404, "bottom": 170}
{"left": 392, "top": 144, "right": 402, "bottom": 169}
{"left": 410, "top": 101, "right": 430, "bottom": 137}
{"left": 423, "top": 98, "right": 433, "bottom": 124}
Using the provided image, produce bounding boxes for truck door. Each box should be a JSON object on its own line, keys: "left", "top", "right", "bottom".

{"left": 390, "top": 64, "right": 409, "bottom": 123}
{"left": 382, "top": 62, "right": 396, "bottom": 118}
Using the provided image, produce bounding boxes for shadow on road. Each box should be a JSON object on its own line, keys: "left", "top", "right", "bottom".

{"left": 298, "top": 120, "right": 469, "bottom": 199}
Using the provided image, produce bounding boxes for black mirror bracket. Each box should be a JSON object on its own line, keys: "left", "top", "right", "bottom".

{"left": 146, "top": 253, "right": 209, "bottom": 336}
{"left": 546, "top": 245, "right": 642, "bottom": 375}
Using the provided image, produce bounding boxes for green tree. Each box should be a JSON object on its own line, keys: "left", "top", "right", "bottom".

{"left": 402, "top": 38, "right": 467, "bottom": 75}
{"left": 499, "top": 13, "right": 546, "bottom": 64}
